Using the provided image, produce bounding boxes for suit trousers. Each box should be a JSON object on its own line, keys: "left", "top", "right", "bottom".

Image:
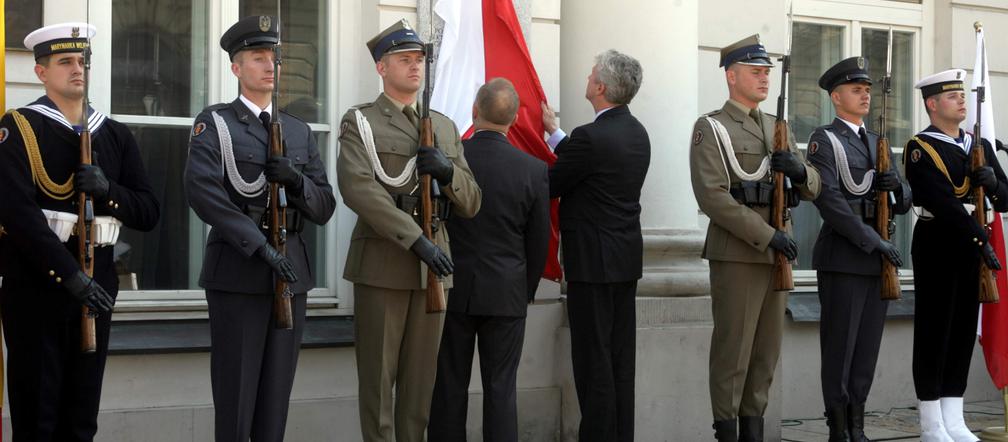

{"left": 1, "top": 281, "right": 111, "bottom": 442}
{"left": 708, "top": 260, "right": 785, "bottom": 421}
{"left": 354, "top": 284, "right": 444, "bottom": 442}
{"left": 428, "top": 311, "right": 526, "bottom": 442}
{"left": 566, "top": 280, "right": 637, "bottom": 442}
{"left": 817, "top": 271, "right": 887, "bottom": 409}
{"left": 912, "top": 250, "right": 980, "bottom": 400}
{"left": 206, "top": 289, "right": 307, "bottom": 442}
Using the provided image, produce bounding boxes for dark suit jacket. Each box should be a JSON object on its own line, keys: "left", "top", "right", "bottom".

{"left": 447, "top": 131, "right": 551, "bottom": 317}
{"left": 549, "top": 105, "right": 651, "bottom": 283}
{"left": 185, "top": 98, "right": 336, "bottom": 294}
{"left": 808, "top": 118, "right": 912, "bottom": 275}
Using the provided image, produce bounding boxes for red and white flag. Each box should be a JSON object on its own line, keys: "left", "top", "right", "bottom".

{"left": 970, "top": 25, "right": 1008, "bottom": 390}
{"left": 430, "top": 0, "right": 563, "bottom": 281}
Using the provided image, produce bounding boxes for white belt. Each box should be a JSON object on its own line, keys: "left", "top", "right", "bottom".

{"left": 917, "top": 203, "right": 994, "bottom": 224}
{"left": 41, "top": 209, "right": 121, "bottom": 246}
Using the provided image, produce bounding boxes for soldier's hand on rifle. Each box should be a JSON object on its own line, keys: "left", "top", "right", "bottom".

{"left": 972, "top": 166, "right": 999, "bottom": 194}
{"left": 256, "top": 243, "right": 298, "bottom": 283}
{"left": 410, "top": 235, "right": 453, "bottom": 277}
{"left": 769, "top": 230, "right": 798, "bottom": 260}
{"left": 416, "top": 145, "right": 454, "bottom": 183}
{"left": 63, "top": 270, "right": 114, "bottom": 314}
{"left": 982, "top": 243, "right": 1003, "bottom": 271}
{"left": 265, "top": 155, "right": 304, "bottom": 193}
{"left": 872, "top": 170, "right": 901, "bottom": 192}
{"left": 541, "top": 102, "right": 558, "bottom": 135}
{"left": 75, "top": 164, "right": 110, "bottom": 199}
{"left": 770, "top": 151, "right": 807, "bottom": 184}
{"left": 875, "top": 240, "right": 903, "bottom": 267}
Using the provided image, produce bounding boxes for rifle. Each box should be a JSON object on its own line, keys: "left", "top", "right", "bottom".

{"left": 876, "top": 28, "right": 901, "bottom": 301}
{"left": 420, "top": 42, "right": 446, "bottom": 313}
{"left": 771, "top": 7, "right": 795, "bottom": 291}
{"left": 269, "top": 8, "right": 294, "bottom": 329}
{"left": 972, "top": 21, "right": 998, "bottom": 304}
{"left": 78, "top": 17, "right": 97, "bottom": 354}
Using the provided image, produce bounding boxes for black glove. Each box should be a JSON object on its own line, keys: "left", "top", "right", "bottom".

{"left": 256, "top": 243, "right": 298, "bottom": 283}
{"left": 63, "top": 270, "right": 114, "bottom": 314}
{"left": 416, "top": 146, "right": 454, "bottom": 183}
{"left": 265, "top": 155, "right": 304, "bottom": 193}
{"left": 768, "top": 230, "right": 798, "bottom": 261}
{"left": 875, "top": 240, "right": 903, "bottom": 267}
{"left": 410, "top": 235, "right": 453, "bottom": 277}
{"left": 872, "top": 170, "right": 901, "bottom": 192}
{"left": 982, "top": 243, "right": 1003, "bottom": 271}
{"left": 75, "top": 164, "right": 110, "bottom": 199}
{"left": 770, "top": 151, "right": 807, "bottom": 184}
{"left": 972, "top": 166, "right": 999, "bottom": 194}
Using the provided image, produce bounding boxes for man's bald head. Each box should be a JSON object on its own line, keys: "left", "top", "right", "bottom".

{"left": 473, "top": 78, "right": 520, "bottom": 132}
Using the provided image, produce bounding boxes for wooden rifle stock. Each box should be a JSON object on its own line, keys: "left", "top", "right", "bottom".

{"left": 269, "top": 121, "right": 294, "bottom": 329}
{"left": 420, "top": 117, "right": 446, "bottom": 313}
{"left": 972, "top": 137, "right": 999, "bottom": 304}
{"left": 78, "top": 130, "right": 97, "bottom": 353}
{"left": 771, "top": 121, "right": 794, "bottom": 291}
{"left": 875, "top": 136, "right": 900, "bottom": 300}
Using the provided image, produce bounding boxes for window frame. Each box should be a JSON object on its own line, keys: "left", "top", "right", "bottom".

{"left": 89, "top": 0, "right": 347, "bottom": 319}
{"left": 788, "top": 1, "right": 928, "bottom": 289}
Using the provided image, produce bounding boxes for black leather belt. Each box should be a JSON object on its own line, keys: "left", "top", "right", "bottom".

{"left": 244, "top": 205, "right": 304, "bottom": 233}
{"left": 391, "top": 193, "right": 451, "bottom": 227}
{"left": 729, "top": 181, "right": 799, "bottom": 208}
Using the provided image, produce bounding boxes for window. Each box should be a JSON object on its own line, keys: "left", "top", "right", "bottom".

{"left": 787, "top": 19, "right": 919, "bottom": 274}
{"left": 4, "top": 1, "right": 43, "bottom": 51}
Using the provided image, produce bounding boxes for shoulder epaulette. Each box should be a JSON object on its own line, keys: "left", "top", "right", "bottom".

{"left": 703, "top": 109, "right": 722, "bottom": 117}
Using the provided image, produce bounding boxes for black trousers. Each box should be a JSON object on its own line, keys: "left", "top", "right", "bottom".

{"left": 428, "top": 311, "right": 526, "bottom": 442}
{"left": 912, "top": 249, "right": 980, "bottom": 400}
{"left": 206, "top": 289, "right": 307, "bottom": 442}
{"left": 817, "top": 271, "right": 887, "bottom": 409}
{"left": 1, "top": 280, "right": 111, "bottom": 442}
{"left": 567, "top": 281, "right": 636, "bottom": 442}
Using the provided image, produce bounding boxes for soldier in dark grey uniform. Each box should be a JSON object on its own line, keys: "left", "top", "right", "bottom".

{"left": 184, "top": 15, "right": 335, "bottom": 442}
{"left": 806, "top": 57, "right": 911, "bottom": 442}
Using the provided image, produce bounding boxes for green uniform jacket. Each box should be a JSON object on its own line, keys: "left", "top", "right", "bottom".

{"left": 690, "top": 100, "right": 821, "bottom": 264}
{"left": 337, "top": 93, "right": 481, "bottom": 290}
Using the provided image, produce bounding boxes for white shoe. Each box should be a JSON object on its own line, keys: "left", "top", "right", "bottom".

{"left": 919, "top": 400, "right": 955, "bottom": 442}
{"left": 940, "top": 397, "right": 980, "bottom": 442}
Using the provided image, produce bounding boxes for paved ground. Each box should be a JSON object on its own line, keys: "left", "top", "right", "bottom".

{"left": 782, "top": 400, "right": 1007, "bottom": 441}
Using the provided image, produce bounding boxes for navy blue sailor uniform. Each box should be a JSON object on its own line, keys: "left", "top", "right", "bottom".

{"left": 0, "top": 95, "right": 160, "bottom": 441}
{"left": 904, "top": 126, "right": 1008, "bottom": 400}
{"left": 807, "top": 117, "right": 911, "bottom": 429}
{"left": 183, "top": 14, "right": 336, "bottom": 442}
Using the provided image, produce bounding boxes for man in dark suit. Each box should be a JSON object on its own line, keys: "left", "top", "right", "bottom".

{"left": 184, "top": 16, "right": 335, "bottom": 441}
{"left": 542, "top": 49, "right": 650, "bottom": 442}
{"left": 428, "top": 78, "right": 551, "bottom": 442}
{"left": 807, "top": 57, "right": 911, "bottom": 441}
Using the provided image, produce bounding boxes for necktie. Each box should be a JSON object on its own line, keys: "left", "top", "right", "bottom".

{"left": 749, "top": 108, "right": 763, "bottom": 130}
{"left": 858, "top": 127, "right": 875, "bottom": 167}
{"left": 403, "top": 106, "right": 419, "bottom": 130}
{"left": 259, "top": 111, "right": 271, "bottom": 132}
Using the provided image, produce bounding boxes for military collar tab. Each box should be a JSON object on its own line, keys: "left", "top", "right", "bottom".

{"left": 24, "top": 95, "right": 106, "bottom": 135}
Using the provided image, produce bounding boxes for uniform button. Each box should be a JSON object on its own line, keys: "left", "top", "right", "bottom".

{"left": 55, "top": 277, "right": 62, "bottom": 283}
{"left": 753, "top": 241, "right": 759, "bottom": 246}
{"left": 296, "top": 156, "right": 301, "bottom": 161}
{"left": 241, "top": 240, "right": 249, "bottom": 247}
{"left": 974, "top": 237, "right": 979, "bottom": 242}
{"left": 248, "top": 154, "right": 254, "bottom": 160}
{"left": 114, "top": 203, "right": 119, "bottom": 209}
{"left": 49, "top": 270, "right": 55, "bottom": 276}
{"left": 107, "top": 200, "right": 114, "bottom": 207}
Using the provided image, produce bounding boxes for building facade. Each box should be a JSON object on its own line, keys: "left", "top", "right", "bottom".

{"left": 2, "top": 0, "right": 1007, "bottom": 440}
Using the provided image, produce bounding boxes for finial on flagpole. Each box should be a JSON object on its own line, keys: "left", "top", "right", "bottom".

{"left": 975, "top": 21, "right": 983, "bottom": 32}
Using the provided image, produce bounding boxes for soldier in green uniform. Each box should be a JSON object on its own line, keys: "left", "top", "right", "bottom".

{"left": 336, "top": 20, "right": 481, "bottom": 442}
{"left": 689, "top": 34, "right": 821, "bottom": 442}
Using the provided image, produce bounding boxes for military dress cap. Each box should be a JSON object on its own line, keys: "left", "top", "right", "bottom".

{"left": 719, "top": 34, "right": 774, "bottom": 68}
{"left": 367, "top": 19, "right": 425, "bottom": 62}
{"left": 818, "top": 56, "right": 872, "bottom": 92}
{"left": 914, "top": 69, "right": 967, "bottom": 99}
{"left": 23, "top": 22, "right": 96, "bottom": 61}
{"left": 220, "top": 15, "right": 279, "bottom": 60}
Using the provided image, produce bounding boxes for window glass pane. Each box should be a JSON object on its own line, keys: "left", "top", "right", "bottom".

{"left": 111, "top": 0, "right": 208, "bottom": 117}
{"left": 789, "top": 23, "right": 844, "bottom": 143}
{"left": 116, "top": 126, "right": 200, "bottom": 289}
{"left": 862, "top": 29, "right": 914, "bottom": 152}
{"left": 5, "top": 1, "right": 42, "bottom": 50}
{"left": 239, "top": 0, "right": 328, "bottom": 123}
